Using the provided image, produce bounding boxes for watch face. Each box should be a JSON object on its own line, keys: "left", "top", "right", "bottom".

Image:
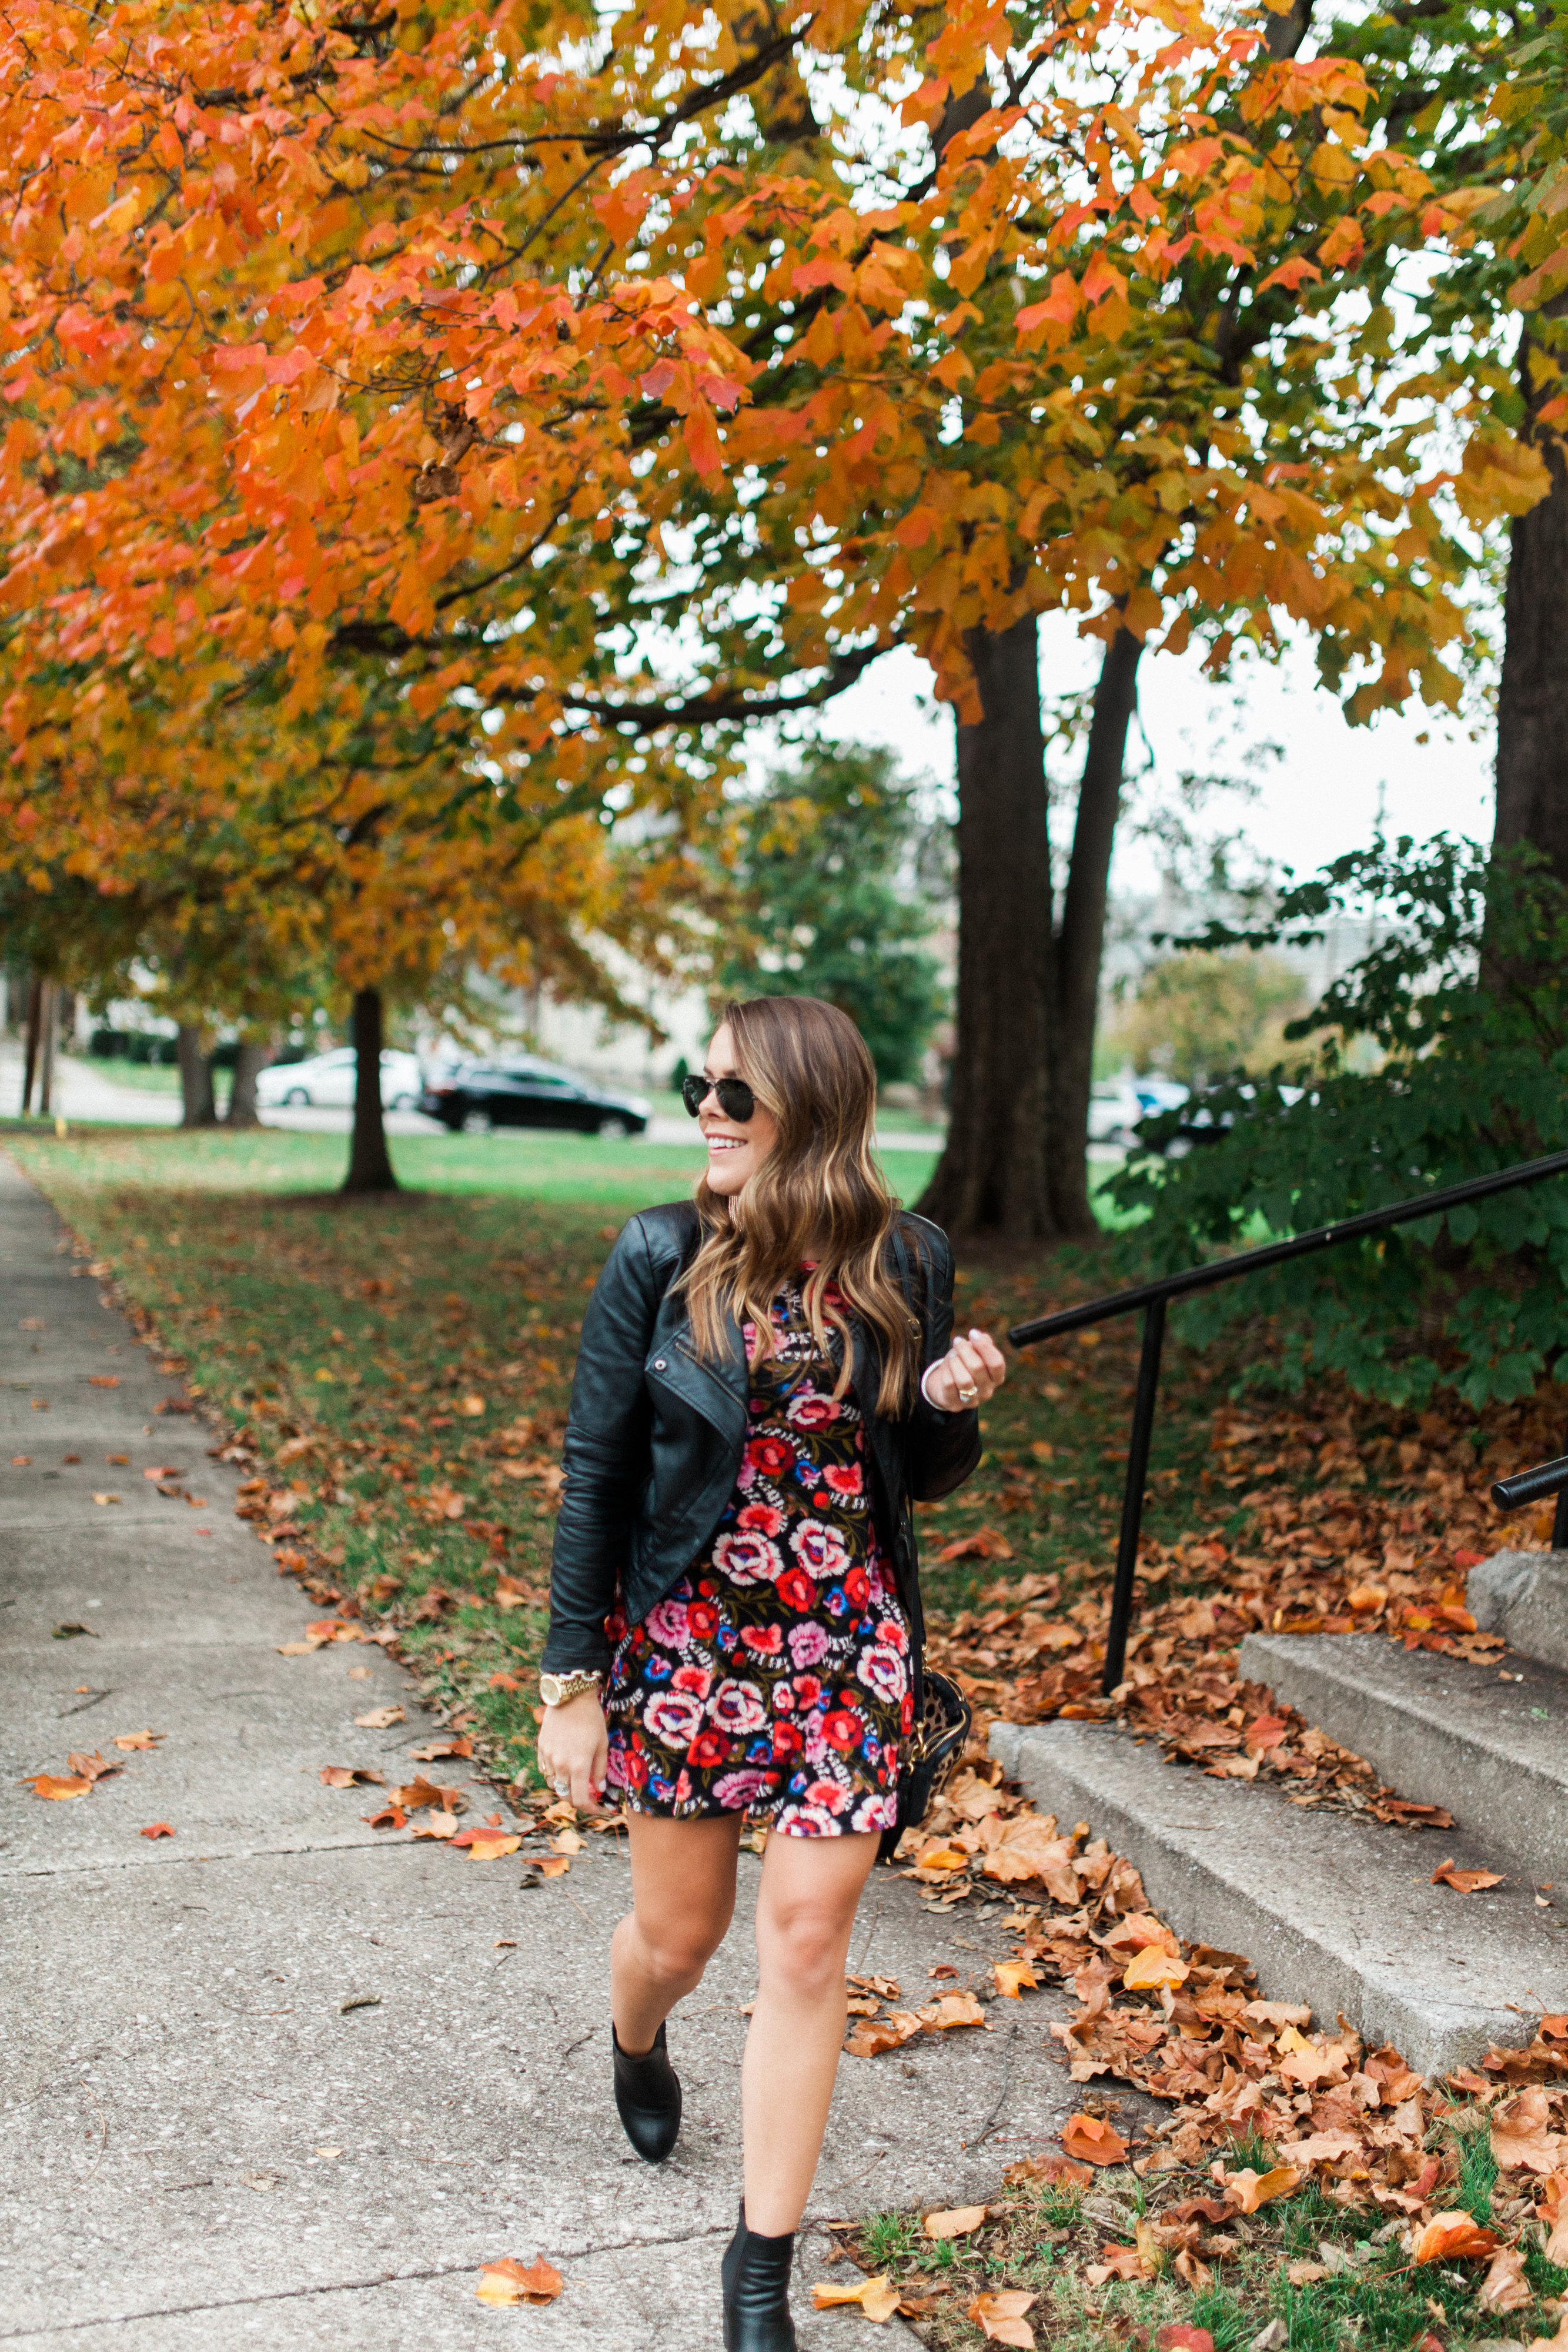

{"left": 540, "top": 1675, "right": 561, "bottom": 1705}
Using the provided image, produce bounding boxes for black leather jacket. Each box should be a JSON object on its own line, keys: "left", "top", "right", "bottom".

{"left": 542, "top": 1200, "right": 981, "bottom": 1678}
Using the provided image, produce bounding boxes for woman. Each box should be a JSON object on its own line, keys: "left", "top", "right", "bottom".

{"left": 538, "top": 997, "right": 1005, "bottom": 2350}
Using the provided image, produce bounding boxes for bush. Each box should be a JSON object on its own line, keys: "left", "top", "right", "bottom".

{"left": 1108, "top": 839, "right": 1568, "bottom": 1409}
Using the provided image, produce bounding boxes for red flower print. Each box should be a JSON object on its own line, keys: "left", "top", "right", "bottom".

{"left": 746, "top": 1436, "right": 795, "bottom": 1476}
{"left": 689, "top": 1729, "right": 732, "bottom": 1768}
{"left": 786, "top": 1394, "right": 838, "bottom": 1429}
{"left": 671, "top": 1663, "right": 712, "bottom": 1696}
{"left": 790, "top": 1519, "right": 849, "bottom": 1579}
{"left": 774, "top": 1566, "right": 815, "bottom": 1613}
{"left": 687, "top": 1601, "right": 720, "bottom": 1639}
{"left": 737, "top": 1502, "right": 785, "bottom": 1536}
{"left": 844, "top": 1565, "right": 870, "bottom": 1607}
{"left": 713, "top": 1529, "right": 784, "bottom": 1587}
{"left": 823, "top": 1462, "right": 862, "bottom": 1496}
{"left": 772, "top": 1721, "right": 803, "bottom": 1757}
{"left": 820, "top": 1708, "right": 862, "bottom": 1752}
{"left": 804, "top": 1778, "right": 851, "bottom": 1813}
{"left": 740, "top": 1623, "right": 784, "bottom": 1658}
{"left": 793, "top": 1673, "right": 823, "bottom": 1709}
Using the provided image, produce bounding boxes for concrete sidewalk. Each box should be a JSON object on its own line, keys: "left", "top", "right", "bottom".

{"left": 0, "top": 1154, "right": 1076, "bottom": 2349}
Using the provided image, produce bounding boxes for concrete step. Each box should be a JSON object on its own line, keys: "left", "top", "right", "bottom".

{"left": 988, "top": 1716, "right": 1568, "bottom": 2075}
{"left": 1469, "top": 1548, "right": 1568, "bottom": 1674}
{"left": 1240, "top": 1629, "right": 1568, "bottom": 1888}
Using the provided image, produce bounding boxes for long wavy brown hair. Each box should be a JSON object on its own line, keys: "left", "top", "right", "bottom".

{"left": 681, "top": 995, "right": 920, "bottom": 1414}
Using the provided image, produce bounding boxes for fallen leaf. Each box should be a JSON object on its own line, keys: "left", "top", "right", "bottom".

{"left": 143, "top": 1465, "right": 180, "bottom": 1479}
{"left": 1413, "top": 2211, "right": 1502, "bottom": 2264}
{"left": 410, "top": 1809, "right": 460, "bottom": 1840}
{"left": 476, "top": 2257, "right": 564, "bottom": 2307}
{"left": 390, "top": 1778, "right": 466, "bottom": 1812}
{"left": 937, "top": 1526, "right": 1014, "bottom": 1562}
{"left": 51, "top": 1623, "right": 96, "bottom": 1639}
{"left": 66, "top": 1750, "right": 119, "bottom": 1783}
{"left": 811, "top": 2275, "right": 901, "bottom": 2321}
{"left": 409, "top": 1735, "right": 473, "bottom": 1761}
{"left": 452, "top": 1830, "right": 523, "bottom": 1860}
{"left": 92, "top": 1492, "right": 122, "bottom": 1505}
{"left": 24, "top": 1773, "right": 92, "bottom": 1800}
{"left": 1003, "top": 2154, "right": 1092, "bottom": 2187}
{"left": 1492, "top": 2086, "right": 1563, "bottom": 2173}
{"left": 994, "top": 1960, "right": 1039, "bottom": 1999}
{"left": 339, "top": 1993, "right": 382, "bottom": 2014}
{"left": 1086, "top": 2246, "right": 1145, "bottom": 2283}
{"left": 535, "top": 1854, "right": 570, "bottom": 1878}
{"left": 1432, "top": 1857, "right": 1506, "bottom": 1894}
{"left": 363, "top": 1803, "right": 407, "bottom": 1829}
{"left": 844, "top": 2013, "right": 922, "bottom": 2057}
{"left": 969, "top": 2289, "right": 1037, "bottom": 2347}
{"left": 1527, "top": 2313, "right": 1568, "bottom": 2351}
{"left": 112, "top": 1729, "right": 163, "bottom": 1750}
{"left": 1222, "top": 2165, "right": 1301, "bottom": 2213}
{"left": 88, "top": 1374, "right": 120, "bottom": 1387}
{"left": 1125, "top": 1945, "right": 1189, "bottom": 1990}
{"left": 320, "top": 1765, "right": 386, "bottom": 1788}
{"left": 923, "top": 1990, "right": 987, "bottom": 2030}
{"left": 924, "top": 2204, "right": 988, "bottom": 2240}
{"left": 1287, "top": 2261, "right": 1328, "bottom": 2286}
{"left": 1062, "top": 2113, "right": 1128, "bottom": 2167}
{"left": 459, "top": 1395, "right": 487, "bottom": 1416}
{"left": 11, "top": 1455, "right": 29, "bottom": 1465}
{"left": 353, "top": 1707, "right": 404, "bottom": 1729}
{"left": 1478, "top": 2245, "right": 1532, "bottom": 2313}
{"left": 140, "top": 1822, "right": 175, "bottom": 1839}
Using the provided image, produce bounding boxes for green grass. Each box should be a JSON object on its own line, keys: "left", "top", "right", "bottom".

{"left": 2, "top": 1115, "right": 1251, "bottom": 1751}
{"left": 844, "top": 2155, "right": 1556, "bottom": 2352}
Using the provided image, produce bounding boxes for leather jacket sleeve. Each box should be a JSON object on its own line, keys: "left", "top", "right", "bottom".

{"left": 902, "top": 1218, "right": 982, "bottom": 1499}
{"left": 541, "top": 1215, "right": 660, "bottom": 1673}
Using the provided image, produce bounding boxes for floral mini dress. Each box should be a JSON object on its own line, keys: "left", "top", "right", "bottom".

{"left": 603, "top": 1274, "right": 911, "bottom": 1835}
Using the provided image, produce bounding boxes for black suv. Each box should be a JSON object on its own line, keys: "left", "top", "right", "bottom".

{"left": 420, "top": 1058, "right": 650, "bottom": 1137}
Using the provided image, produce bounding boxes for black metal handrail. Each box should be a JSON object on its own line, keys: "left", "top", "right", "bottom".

{"left": 1007, "top": 1145, "right": 1568, "bottom": 1694}
{"left": 1492, "top": 1454, "right": 1568, "bottom": 1542}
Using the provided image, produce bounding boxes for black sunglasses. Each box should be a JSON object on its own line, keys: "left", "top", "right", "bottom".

{"left": 681, "top": 1073, "right": 755, "bottom": 1122}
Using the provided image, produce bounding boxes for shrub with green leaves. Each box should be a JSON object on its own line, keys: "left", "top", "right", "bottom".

{"left": 1107, "top": 838, "right": 1568, "bottom": 1408}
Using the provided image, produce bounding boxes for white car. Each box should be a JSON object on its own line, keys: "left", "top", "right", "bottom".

{"left": 255, "top": 1047, "right": 426, "bottom": 1111}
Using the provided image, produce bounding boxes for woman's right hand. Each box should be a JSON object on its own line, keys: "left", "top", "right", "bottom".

{"left": 537, "top": 1692, "right": 610, "bottom": 1811}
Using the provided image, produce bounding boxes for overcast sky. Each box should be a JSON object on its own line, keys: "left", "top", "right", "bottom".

{"left": 801, "top": 616, "right": 1495, "bottom": 902}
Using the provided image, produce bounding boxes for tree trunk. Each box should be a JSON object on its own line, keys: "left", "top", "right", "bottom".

{"left": 21, "top": 975, "right": 41, "bottom": 1115}
{"left": 342, "top": 987, "right": 398, "bottom": 1194}
{"left": 1048, "top": 626, "right": 1143, "bottom": 1235}
{"left": 1495, "top": 323, "right": 1568, "bottom": 889}
{"left": 915, "top": 616, "right": 1058, "bottom": 1244}
{"left": 177, "top": 1025, "right": 217, "bottom": 1127}
{"left": 36, "top": 980, "right": 57, "bottom": 1117}
{"left": 224, "top": 1041, "right": 266, "bottom": 1129}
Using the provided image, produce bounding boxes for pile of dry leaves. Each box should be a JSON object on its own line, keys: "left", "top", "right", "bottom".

{"left": 924, "top": 1391, "right": 1546, "bottom": 1818}
{"left": 819, "top": 1755, "right": 1568, "bottom": 2343}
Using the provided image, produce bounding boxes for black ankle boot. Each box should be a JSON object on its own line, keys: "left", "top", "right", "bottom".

{"left": 611, "top": 2022, "right": 681, "bottom": 2162}
{"left": 721, "top": 2199, "right": 797, "bottom": 2351}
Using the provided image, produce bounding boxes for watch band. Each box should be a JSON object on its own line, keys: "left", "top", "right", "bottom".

{"left": 539, "top": 1669, "right": 602, "bottom": 1709}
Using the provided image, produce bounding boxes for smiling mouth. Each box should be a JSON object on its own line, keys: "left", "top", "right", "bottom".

{"left": 706, "top": 1135, "right": 745, "bottom": 1151}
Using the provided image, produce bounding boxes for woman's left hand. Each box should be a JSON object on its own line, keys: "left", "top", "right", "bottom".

{"left": 925, "top": 1327, "right": 1008, "bottom": 1413}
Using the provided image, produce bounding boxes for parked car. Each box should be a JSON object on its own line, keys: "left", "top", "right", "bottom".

{"left": 420, "top": 1057, "right": 650, "bottom": 1137}
{"left": 255, "top": 1047, "right": 426, "bottom": 1111}
{"left": 1088, "top": 1074, "right": 1191, "bottom": 1146}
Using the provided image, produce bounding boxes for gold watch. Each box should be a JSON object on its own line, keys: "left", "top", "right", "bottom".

{"left": 539, "top": 1670, "right": 602, "bottom": 1709}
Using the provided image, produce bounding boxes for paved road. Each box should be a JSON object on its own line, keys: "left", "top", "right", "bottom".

{"left": 0, "top": 1154, "right": 1075, "bottom": 2348}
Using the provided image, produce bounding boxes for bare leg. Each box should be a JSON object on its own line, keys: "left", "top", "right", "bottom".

{"left": 611, "top": 1812, "right": 744, "bottom": 2054}
{"left": 741, "top": 1829, "right": 879, "bottom": 2235}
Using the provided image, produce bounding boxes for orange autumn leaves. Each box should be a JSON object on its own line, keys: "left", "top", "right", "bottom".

{"left": 23, "top": 1733, "right": 164, "bottom": 1802}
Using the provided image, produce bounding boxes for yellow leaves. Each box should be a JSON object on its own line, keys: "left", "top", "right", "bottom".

{"left": 992, "top": 1959, "right": 1038, "bottom": 1999}
{"left": 924, "top": 2204, "right": 989, "bottom": 2241}
{"left": 968, "top": 2290, "right": 1037, "bottom": 2347}
{"left": 811, "top": 2274, "right": 901, "bottom": 2322}
{"left": 25, "top": 1773, "right": 92, "bottom": 1800}
{"left": 475, "top": 2257, "right": 563, "bottom": 2307}
{"left": 1219, "top": 2164, "right": 1301, "bottom": 2213}
{"left": 1491, "top": 2087, "right": 1566, "bottom": 2174}
{"left": 1124, "top": 1943, "right": 1189, "bottom": 1991}
{"left": 1432, "top": 1856, "right": 1506, "bottom": 1895}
